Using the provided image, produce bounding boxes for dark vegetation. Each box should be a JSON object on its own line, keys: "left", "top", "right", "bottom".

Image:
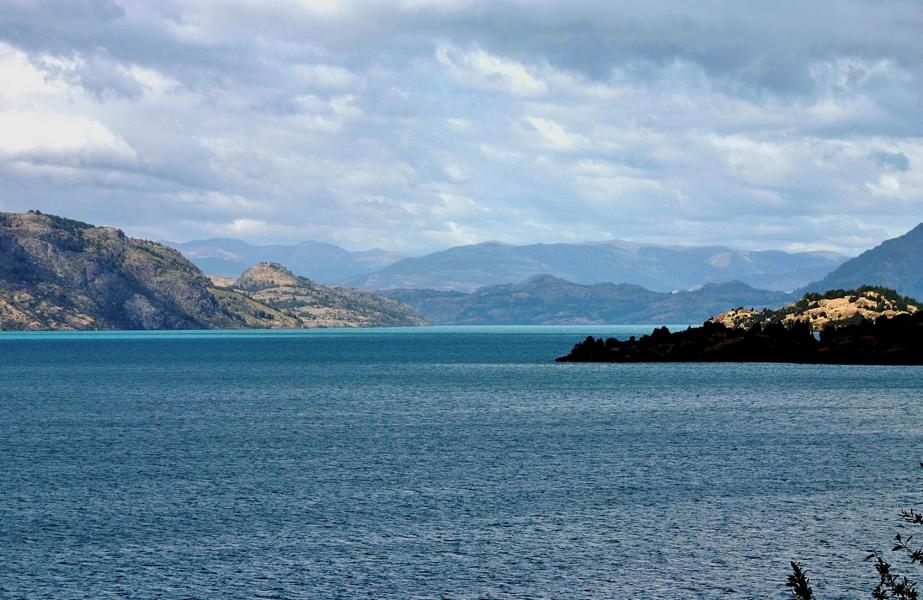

{"left": 788, "top": 464, "right": 923, "bottom": 599}
{"left": 556, "top": 311, "right": 923, "bottom": 364}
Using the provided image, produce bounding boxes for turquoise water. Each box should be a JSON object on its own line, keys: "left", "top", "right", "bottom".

{"left": 2, "top": 326, "right": 922, "bottom": 598}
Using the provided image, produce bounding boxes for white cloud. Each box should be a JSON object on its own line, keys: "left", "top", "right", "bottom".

{"left": 444, "top": 162, "right": 468, "bottom": 181}
{"left": 435, "top": 44, "right": 548, "bottom": 96}
{"left": 0, "top": 43, "right": 70, "bottom": 104}
{"left": 0, "top": 110, "right": 136, "bottom": 162}
{"left": 294, "top": 64, "right": 361, "bottom": 89}
{"left": 524, "top": 116, "right": 581, "bottom": 151}
{"left": 291, "top": 94, "right": 364, "bottom": 131}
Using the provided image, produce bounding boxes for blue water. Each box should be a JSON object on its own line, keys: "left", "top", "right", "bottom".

{"left": 2, "top": 326, "right": 922, "bottom": 599}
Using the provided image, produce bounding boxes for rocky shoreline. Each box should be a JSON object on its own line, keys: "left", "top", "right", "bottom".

{"left": 557, "top": 311, "right": 923, "bottom": 365}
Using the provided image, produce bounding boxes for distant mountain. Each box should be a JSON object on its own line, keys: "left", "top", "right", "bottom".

{"left": 0, "top": 211, "right": 423, "bottom": 330}
{"left": 803, "top": 224, "right": 923, "bottom": 299}
{"left": 226, "top": 263, "right": 425, "bottom": 328}
{"left": 166, "top": 238, "right": 403, "bottom": 283}
{"left": 385, "top": 275, "right": 793, "bottom": 325}
{"left": 351, "top": 241, "right": 845, "bottom": 293}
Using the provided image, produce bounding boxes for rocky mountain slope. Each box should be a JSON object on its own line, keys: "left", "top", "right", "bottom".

{"left": 711, "top": 287, "right": 920, "bottom": 331}
{"left": 166, "top": 237, "right": 403, "bottom": 283}
{"left": 0, "top": 212, "right": 423, "bottom": 330}
{"left": 225, "top": 263, "right": 425, "bottom": 328}
{"left": 803, "top": 223, "right": 923, "bottom": 299}
{"left": 351, "top": 240, "right": 844, "bottom": 293}
{"left": 386, "top": 275, "right": 792, "bottom": 325}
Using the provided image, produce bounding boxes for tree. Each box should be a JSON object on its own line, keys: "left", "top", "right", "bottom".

{"left": 788, "top": 464, "right": 923, "bottom": 598}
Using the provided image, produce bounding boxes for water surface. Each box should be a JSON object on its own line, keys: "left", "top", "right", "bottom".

{"left": 2, "top": 326, "right": 921, "bottom": 598}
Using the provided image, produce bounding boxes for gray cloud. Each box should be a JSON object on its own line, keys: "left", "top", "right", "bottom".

{"left": 0, "top": 0, "right": 921, "bottom": 254}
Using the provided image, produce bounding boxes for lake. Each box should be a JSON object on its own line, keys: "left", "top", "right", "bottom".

{"left": 2, "top": 326, "right": 921, "bottom": 599}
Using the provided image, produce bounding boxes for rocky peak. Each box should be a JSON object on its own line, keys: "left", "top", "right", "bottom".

{"left": 234, "top": 262, "right": 303, "bottom": 291}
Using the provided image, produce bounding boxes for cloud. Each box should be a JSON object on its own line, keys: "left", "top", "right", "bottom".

{"left": 436, "top": 44, "right": 548, "bottom": 96}
{"left": 523, "top": 116, "right": 581, "bottom": 151}
{"left": 0, "top": 1, "right": 920, "bottom": 255}
{"left": 294, "top": 63, "right": 361, "bottom": 90}
{"left": 0, "top": 110, "right": 136, "bottom": 163}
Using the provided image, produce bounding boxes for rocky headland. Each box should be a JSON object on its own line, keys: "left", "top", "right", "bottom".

{"left": 0, "top": 211, "right": 423, "bottom": 330}
{"left": 557, "top": 288, "right": 923, "bottom": 365}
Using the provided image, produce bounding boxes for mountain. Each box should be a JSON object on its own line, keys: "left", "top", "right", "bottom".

{"left": 225, "top": 263, "right": 425, "bottom": 328}
{"left": 165, "top": 238, "right": 403, "bottom": 283}
{"left": 350, "top": 240, "right": 845, "bottom": 293}
{"left": 0, "top": 211, "right": 423, "bottom": 330}
{"left": 385, "top": 275, "right": 793, "bottom": 325}
{"left": 0, "top": 211, "right": 267, "bottom": 330}
{"left": 711, "top": 286, "right": 921, "bottom": 331}
{"left": 803, "top": 224, "right": 923, "bottom": 299}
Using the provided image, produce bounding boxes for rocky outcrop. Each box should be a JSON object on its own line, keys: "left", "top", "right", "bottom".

{"left": 710, "top": 287, "right": 919, "bottom": 331}
{"left": 230, "top": 262, "right": 425, "bottom": 328}
{"left": 0, "top": 211, "right": 244, "bottom": 330}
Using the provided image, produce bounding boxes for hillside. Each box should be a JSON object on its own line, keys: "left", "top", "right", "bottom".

{"left": 0, "top": 212, "right": 423, "bottom": 330}
{"left": 386, "top": 275, "right": 792, "bottom": 325}
{"left": 803, "top": 224, "right": 923, "bottom": 299}
{"left": 350, "top": 240, "right": 844, "bottom": 293}
{"left": 226, "top": 263, "right": 426, "bottom": 328}
{"left": 711, "top": 287, "right": 920, "bottom": 331}
{"left": 167, "top": 238, "right": 403, "bottom": 283}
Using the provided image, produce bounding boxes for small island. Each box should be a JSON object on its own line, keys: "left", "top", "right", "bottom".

{"left": 557, "top": 287, "right": 923, "bottom": 365}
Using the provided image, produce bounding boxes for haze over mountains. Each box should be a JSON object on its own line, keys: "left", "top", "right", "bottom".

{"left": 171, "top": 238, "right": 847, "bottom": 293}
{"left": 351, "top": 242, "right": 845, "bottom": 292}
{"left": 166, "top": 238, "right": 403, "bottom": 283}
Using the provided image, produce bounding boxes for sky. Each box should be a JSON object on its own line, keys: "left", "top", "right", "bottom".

{"left": 0, "top": 0, "right": 922, "bottom": 255}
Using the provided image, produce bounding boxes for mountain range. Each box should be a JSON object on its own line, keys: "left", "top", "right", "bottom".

{"left": 164, "top": 238, "right": 403, "bottom": 283}
{"left": 385, "top": 275, "right": 793, "bottom": 325}
{"left": 6, "top": 210, "right": 923, "bottom": 330}
{"left": 348, "top": 241, "right": 845, "bottom": 292}
{"left": 169, "top": 237, "right": 846, "bottom": 293}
